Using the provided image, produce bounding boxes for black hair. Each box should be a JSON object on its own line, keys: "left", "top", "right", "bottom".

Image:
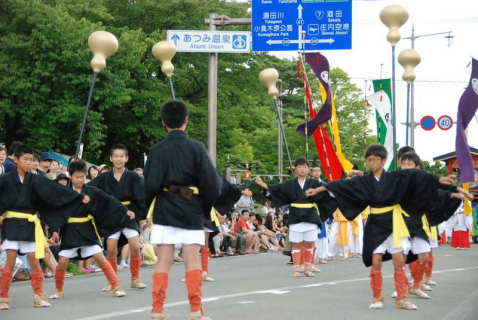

{"left": 32, "top": 153, "right": 40, "bottom": 162}
{"left": 13, "top": 145, "right": 33, "bottom": 158}
{"left": 400, "top": 152, "right": 422, "bottom": 168}
{"left": 87, "top": 165, "right": 99, "bottom": 179}
{"left": 68, "top": 156, "right": 80, "bottom": 165}
{"left": 294, "top": 157, "right": 309, "bottom": 167}
{"left": 397, "top": 146, "right": 415, "bottom": 161}
{"left": 55, "top": 173, "right": 70, "bottom": 183}
{"left": 8, "top": 141, "right": 23, "bottom": 156}
{"left": 364, "top": 144, "right": 387, "bottom": 160}
{"left": 160, "top": 100, "right": 188, "bottom": 129}
{"left": 110, "top": 143, "right": 128, "bottom": 156}
{"left": 241, "top": 209, "right": 250, "bottom": 215}
{"left": 68, "top": 160, "right": 87, "bottom": 176}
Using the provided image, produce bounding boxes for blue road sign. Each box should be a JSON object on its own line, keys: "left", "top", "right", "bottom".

{"left": 420, "top": 115, "right": 436, "bottom": 131}
{"left": 252, "top": 0, "right": 352, "bottom": 52}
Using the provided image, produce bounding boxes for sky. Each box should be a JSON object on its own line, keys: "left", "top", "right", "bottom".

{"left": 242, "top": 0, "right": 478, "bottom": 162}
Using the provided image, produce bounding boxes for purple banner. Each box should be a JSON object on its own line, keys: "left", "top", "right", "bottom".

{"left": 456, "top": 58, "right": 478, "bottom": 183}
{"left": 296, "top": 52, "right": 332, "bottom": 137}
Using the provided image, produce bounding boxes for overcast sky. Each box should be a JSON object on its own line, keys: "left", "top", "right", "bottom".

{"left": 246, "top": 0, "right": 478, "bottom": 161}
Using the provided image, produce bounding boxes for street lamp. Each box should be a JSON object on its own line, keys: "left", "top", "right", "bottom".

{"left": 259, "top": 68, "right": 292, "bottom": 181}
{"left": 398, "top": 49, "right": 421, "bottom": 146}
{"left": 380, "top": 4, "right": 409, "bottom": 169}
{"left": 152, "top": 40, "right": 177, "bottom": 99}
{"left": 402, "top": 25, "right": 453, "bottom": 147}
{"left": 75, "top": 31, "right": 119, "bottom": 158}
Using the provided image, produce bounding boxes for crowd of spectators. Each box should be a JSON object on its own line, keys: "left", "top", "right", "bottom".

{"left": 0, "top": 141, "right": 289, "bottom": 282}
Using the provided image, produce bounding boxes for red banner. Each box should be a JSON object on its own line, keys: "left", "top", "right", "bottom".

{"left": 298, "top": 61, "right": 343, "bottom": 181}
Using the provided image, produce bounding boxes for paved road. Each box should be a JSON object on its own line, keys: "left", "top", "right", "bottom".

{"left": 3, "top": 245, "right": 478, "bottom": 320}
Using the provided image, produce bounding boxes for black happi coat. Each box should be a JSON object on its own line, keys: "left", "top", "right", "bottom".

{"left": 404, "top": 185, "right": 461, "bottom": 241}
{"left": 0, "top": 171, "right": 83, "bottom": 243}
{"left": 202, "top": 179, "right": 242, "bottom": 231}
{"left": 144, "top": 130, "right": 222, "bottom": 230}
{"left": 44, "top": 185, "right": 130, "bottom": 259}
{"left": 326, "top": 169, "right": 456, "bottom": 267}
{"left": 89, "top": 169, "right": 146, "bottom": 234}
{"left": 267, "top": 178, "right": 337, "bottom": 227}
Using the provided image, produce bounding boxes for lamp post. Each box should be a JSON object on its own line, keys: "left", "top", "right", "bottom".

{"left": 76, "top": 31, "right": 119, "bottom": 158}
{"left": 380, "top": 5, "right": 409, "bottom": 169}
{"left": 398, "top": 49, "right": 421, "bottom": 147}
{"left": 402, "top": 25, "right": 453, "bottom": 147}
{"left": 152, "top": 40, "right": 177, "bottom": 99}
{"left": 259, "top": 68, "right": 292, "bottom": 182}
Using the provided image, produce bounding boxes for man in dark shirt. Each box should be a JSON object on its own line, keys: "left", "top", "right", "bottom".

{"left": 3, "top": 141, "right": 23, "bottom": 173}
{"left": 145, "top": 100, "right": 221, "bottom": 320}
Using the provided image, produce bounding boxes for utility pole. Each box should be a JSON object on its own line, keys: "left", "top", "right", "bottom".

{"left": 403, "top": 25, "right": 453, "bottom": 147}
{"left": 204, "top": 14, "right": 251, "bottom": 166}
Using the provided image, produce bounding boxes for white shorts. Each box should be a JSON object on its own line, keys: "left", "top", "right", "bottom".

{"left": 289, "top": 223, "right": 319, "bottom": 243}
{"left": 1, "top": 240, "right": 36, "bottom": 255}
{"left": 204, "top": 227, "right": 214, "bottom": 233}
{"left": 150, "top": 224, "right": 204, "bottom": 246}
{"left": 59, "top": 245, "right": 103, "bottom": 259}
{"left": 373, "top": 235, "right": 411, "bottom": 255}
{"left": 430, "top": 239, "right": 439, "bottom": 248}
{"left": 404, "top": 237, "right": 431, "bottom": 255}
{"left": 108, "top": 227, "right": 139, "bottom": 240}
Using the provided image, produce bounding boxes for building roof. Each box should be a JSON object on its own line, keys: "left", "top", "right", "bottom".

{"left": 433, "top": 147, "right": 478, "bottom": 162}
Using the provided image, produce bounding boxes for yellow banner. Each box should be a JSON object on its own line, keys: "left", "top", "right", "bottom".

{"left": 327, "top": 89, "right": 353, "bottom": 174}
{"left": 464, "top": 183, "right": 472, "bottom": 216}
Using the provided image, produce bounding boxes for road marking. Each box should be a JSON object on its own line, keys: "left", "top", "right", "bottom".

{"left": 255, "top": 289, "right": 290, "bottom": 295}
{"left": 75, "top": 266, "right": 478, "bottom": 320}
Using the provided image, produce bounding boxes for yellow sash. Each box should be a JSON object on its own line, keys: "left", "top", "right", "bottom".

{"left": 210, "top": 207, "right": 220, "bottom": 227}
{"left": 334, "top": 210, "right": 349, "bottom": 246}
{"left": 121, "top": 201, "right": 131, "bottom": 206}
{"left": 4, "top": 211, "right": 46, "bottom": 259}
{"left": 370, "top": 205, "right": 410, "bottom": 248}
{"left": 67, "top": 214, "right": 101, "bottom": 241}
{"left": 146, "top": 186, "right": 199, "bottom": 220}
{"left": 290, "top": 203, "right": 320, "bottom": 216}
{"left": 422, "top": 215, "right": 438, "bottom": 241}
{"left": 361, "top": 207, "right": 370, "bottom": 222}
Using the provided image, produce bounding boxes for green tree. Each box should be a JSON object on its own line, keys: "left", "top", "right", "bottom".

{"left": 0, "top": 0, "right": 374, "bottom": 174}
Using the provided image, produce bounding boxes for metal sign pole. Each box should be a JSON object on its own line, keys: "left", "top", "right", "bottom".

{"left": 207, "top": 13, "right": 218, "bottom": 165}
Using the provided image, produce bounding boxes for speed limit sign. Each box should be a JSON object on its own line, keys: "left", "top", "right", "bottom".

{"left": 437, "top": 115, "right": 453, "bottom": 130}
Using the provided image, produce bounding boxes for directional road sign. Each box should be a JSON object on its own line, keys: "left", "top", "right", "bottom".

{"left": 167, "top": 30, "right": 251, "bottom": 53}
{"left": 251, "top": 0, "right": 352, "bottom": 52}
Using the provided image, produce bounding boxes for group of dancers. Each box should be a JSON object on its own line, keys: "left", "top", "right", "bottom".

{"left": 0, "top": 99, "right": 473, "bottom": 319}
{"left": 256, "top": 144, "right": 470, "bottom": 311}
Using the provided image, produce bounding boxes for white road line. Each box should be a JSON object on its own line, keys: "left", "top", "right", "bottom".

{"left": 75, "top": 266, "right": 478, "bottom": 320}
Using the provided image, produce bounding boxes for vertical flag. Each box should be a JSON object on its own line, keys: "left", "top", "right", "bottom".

{"left": 297, "top": 60, "right": 343, "bottom": 181}
{"left": 329, "top": 96, "right": 354, "bottom": 174}
{"left": 297, "top": 53, "right": 333, "bottom": 136}
{"left": 370, "top": 79, "right": 394, "bottom": 171}
{"left": 456, "top": 58, "right": 478, "bottom": 183}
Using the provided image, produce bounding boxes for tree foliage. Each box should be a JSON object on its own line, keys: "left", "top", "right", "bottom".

{"left": 0, "top": 0, "right": 372, "bottom": 176}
